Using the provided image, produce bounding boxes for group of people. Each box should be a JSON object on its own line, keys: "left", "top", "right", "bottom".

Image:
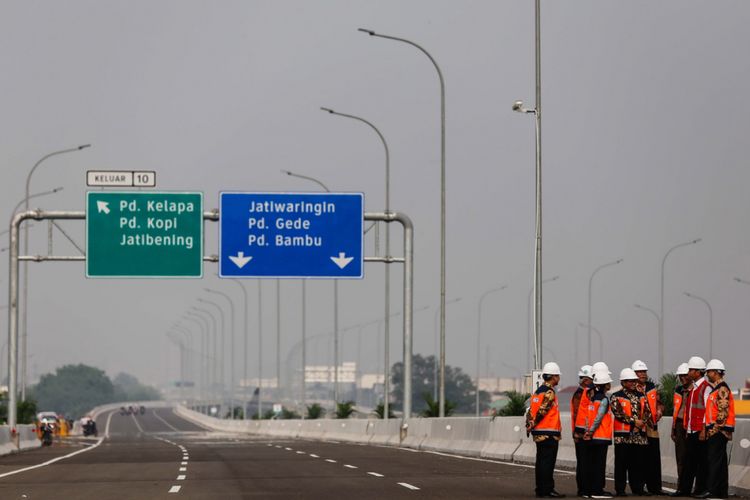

{"left": 525, "top": 356, "right": 736, "bottom": 499}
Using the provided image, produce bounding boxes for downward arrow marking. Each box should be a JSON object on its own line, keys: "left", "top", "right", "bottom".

{"left": 330, "top": 252, "right": 354, "bottom": 269}
{"left": 229, "top": 252, "right": 253, "bottom": 269}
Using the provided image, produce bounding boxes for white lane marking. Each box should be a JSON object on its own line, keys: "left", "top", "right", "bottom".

{"left": 153, "top": 409, "right": 182, "bottom": 432}
{"left": 309, "top": 454, "right": 319, "bottom": 458}
{"left": 130, "top": 413, "right": 145, "bottom": 433}
{"left": 398, "top": 482, "right": 420, "bottom": 491}
{"left": 325, "top": 459, "right": 337, "bottom": 463}
{"left": 0, "top": 410, "right": 116, "bottom": 480}
{"left": 169, "top": 485, "right": 182, "bottom": 493}
{"left": 285, "top": 447, "right": 293, "bottom": 451}
{"left": 275, "top": 445, "right": 282, "bottom": 449}
{"left": 367, "top": 472, "right": 384, "bottom": 477}
{"left": 422, "top": 449, "right": 576, "bottom": 476}
{"left": 344, "top": 464, "right": 358, "bottom": 469}
{"left": 179, "top": 467, "right": 187, "bottom": 472}
{"left": 181, "top": 461, "right": 188, "bottom": 465}
{"left": 177, "top": 474, "right": 186, "bottom": 480}
{"left": 296, "top": 451, "right": 305, "bottom": 454}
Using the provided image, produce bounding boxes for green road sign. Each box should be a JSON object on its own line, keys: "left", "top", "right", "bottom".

{"left": 86, "top": 192, "right": 203, "bottom": 278}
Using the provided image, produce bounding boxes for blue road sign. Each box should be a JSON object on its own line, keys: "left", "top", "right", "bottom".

{"left": 219, "top": 192, "right": 364, "bottom": 278}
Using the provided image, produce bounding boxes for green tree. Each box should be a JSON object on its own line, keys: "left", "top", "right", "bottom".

{"left": 420, "top": 392, "right": 455, "bottom": 417}
{"left": 335, "top": 401, "right": 355, "bottom": 419}
{"left": 390, "top": 355, "right": 489, "bottom": 414}
{"left": 112, "top": 372, "right": 161, "bottom": 402}
{"left": 658, "top": 373, "right": 677, "bottom": 417}
{"left": 496, "top": 391, "right": 530, "bottom": 417}
{"left": 29, "top": 364, "right": 116, "bottom": 418}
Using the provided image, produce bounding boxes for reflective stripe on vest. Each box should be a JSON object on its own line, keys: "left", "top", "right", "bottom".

{"left": 705, "top": 381, "right": 736, "bottom": 433}
{"left": 686, "top": 380, "right": 709, "bottom": 432}
{"left": 529, "top": 385, "right": 562, "bottom": 436}
{"left": 590, "top": 392, "right": 613, "bottom": 443}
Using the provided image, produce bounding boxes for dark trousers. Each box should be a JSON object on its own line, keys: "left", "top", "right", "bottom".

{"left": 673, "top": 419, "right": 688, "bottom": 484}
{"left": 645, "top": 436, "right": 662, "bottom": 493}
{"left": 679, "top": 432, "right": 708, "bottom": 494}
{"left": 706, "top": 433, "right": 729, "bottom": 497}
{"left": 581, "top": 442, "right": 609, "bottom": 495}
{"left": 575, "top": 440, "right": 585, "bottom": 495}
{"left": 614, "top": 443, "right": 647, "bottom": 494}
{"left": 535, "top": 439, "right": 559, "bottom": 495}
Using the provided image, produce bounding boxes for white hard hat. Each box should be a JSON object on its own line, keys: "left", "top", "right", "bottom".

{"left": 578, "top": 365, "right": 593, "bottom": 378}
{"left": 687, "top": 356, "right": 707, "bottom": 370}
{"left": 631, "top": 360, "right": 648, "bottom": 371}
{"left": 542, "top": 361, "right": 561, "bottom": 376}
{"left": 594, "top": 371, "right": 613, "bottom": 385}
{"left": 619, "top": 368, "right": 638, "bottom": 381}
{"left": 592, "top": 361, "right": 612, "bottom": 374}
{"left": 706, "top": 359, "right": 725, "bottom": 371}
{"left": 676, "top": 363, "right": 689, "bottom": 375}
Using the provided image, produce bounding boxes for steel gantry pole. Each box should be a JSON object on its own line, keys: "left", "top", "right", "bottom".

{"left": 587, "top": 259, "right": 623, "bottom": 363}
{"left": 660, "top": 238, "right": 701, "bottom": 375}
{"left": 526, "top": 276, "right": 559, "bottom": 372}
{"left": 684, "top": 292, "right": 714, "bottom": 359}
{"left": 226, "top": 279, "right": 250, "bottom": 419}
{"left": 476, "top": 285, "right": 507, "bottom": 417}
{"left": 320, "top": 107, "right": 392, "bottom": 412}
{"left": 257, "top": 280, "right": 263, "bottom": 419}
{"left": 22, "top": 145, "right": 90, "bottom": 400}
{"left": 358, "top": 28, "right": 446, "bottom": 416}
{"left": 206, "top": 288, "right": 236, "bottom": 419}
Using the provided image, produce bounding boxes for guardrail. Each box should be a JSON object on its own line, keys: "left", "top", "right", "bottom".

{"left": 175, "top": 405, "right": 750, "bottom": 496}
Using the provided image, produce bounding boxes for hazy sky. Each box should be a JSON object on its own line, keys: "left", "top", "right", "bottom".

{"left": 2, "top": 1, "right": 749, "bottom": 391}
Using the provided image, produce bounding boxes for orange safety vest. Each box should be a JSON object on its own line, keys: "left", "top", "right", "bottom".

{"left": 643, "top": 384, "right": 659, "bottom": 425}
{"left": 705, "top": 381, "right": 735, "bottom": 434}
{"left": 589, "top": 391, "right": 613, "bottom": 443}
{"left": 571, "top": 386, "right": 589, "bottom": 433}
{"left": 574, "top": 387, "right": 592, "bottom": 434}
{"left": 529, "top": 384, "right": 562, "bottom": 437}
{"left": 612, "top": 390, "right": 645, "bottom": 437}
{"left": 672, "top": 389, "right": 684, "bottom": 429}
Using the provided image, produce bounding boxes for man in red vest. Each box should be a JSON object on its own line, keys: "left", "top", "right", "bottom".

{"left": 673, "top": 356, "right": 709, "bottom": 497}
{"left": 526, "top": 361, "right": 565, "bottom": 498}
{"left": 632, "top": 359, "right": 666, "bottom": 495}
{"left": 696, "top": 359, "right": 735, "bottom": 499}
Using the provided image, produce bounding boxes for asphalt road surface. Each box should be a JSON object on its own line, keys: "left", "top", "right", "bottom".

{"left": 0, "top": 407, "right": 713, "bottom": 499}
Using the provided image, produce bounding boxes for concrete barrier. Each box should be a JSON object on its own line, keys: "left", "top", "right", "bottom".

{"left": 0, "top": 426, "right": 14, "bottom": 457}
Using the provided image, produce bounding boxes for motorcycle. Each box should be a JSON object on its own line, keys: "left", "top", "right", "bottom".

{"left": 40, "top": 422, "right": 54, "bottom": 446}
{"left": 82, "top": 419, "right": 98, "bottom": 437}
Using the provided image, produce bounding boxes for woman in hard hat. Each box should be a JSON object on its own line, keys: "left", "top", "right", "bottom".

{"left": 671, "top": 362, "right": 692, "bottom": 488}
{"left": 525, "top": 361, "right": 565, "bottom": 498}
{"left": 610, "top": 368, "right": 650, "bottom": 496}
{"left": 699, "top": 359, "right": 735, "bottom": 499}
{"left": 582, "top": 371, "right": 614, "bottom": 499}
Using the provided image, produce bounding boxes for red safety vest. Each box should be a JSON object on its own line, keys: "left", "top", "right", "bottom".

{"left": 613, "top": 391, "right": 645, "bottom": 437}
{"left": 686, "top": 378, "right": 710, "bottom": 432}
{"left": 529, "top": 384, "right": 561, "bottom": 437}
{"left": 705, "top": 381, "right": 736, "bottom": 434}
{"left": 589, "top": 391, "right": 613, "bottom": 443}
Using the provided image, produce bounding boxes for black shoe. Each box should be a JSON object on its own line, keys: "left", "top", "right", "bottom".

{"left": 635, "top": 493, "right": 652, "bottom": 497}
{"left": 692, "top": 493, "right": 712, "bottom": 499}
{"left": 669, "top": 493, "right": 689, "bottom": 498}
{"left": 536, "top": 492, "right": 567, "bottom": 498}
{"left": 615, "top": 492, "right": 628, "bottom": 497}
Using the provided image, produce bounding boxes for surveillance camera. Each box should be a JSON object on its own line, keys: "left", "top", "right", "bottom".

{"left": 512, "top": 101, "right": 524, "bottom": 111}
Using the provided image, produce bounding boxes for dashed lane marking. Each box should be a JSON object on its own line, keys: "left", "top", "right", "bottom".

{"left": 177, "top": 475, "right": 186, "bottom": 480}
{"left": 325, "top": 459, "right": 337, "bottom": 463}
{"left": 181, "top": 461, "right": 188, "bottom": 465}
{"left": 309, "top": 454, "right": 319, "bottom": 458}
{"left": 179, "top": 467, "right": 187, "bottom": 472}
{"left": 367, "top": 472, "right": 384, "bottom": 477}
{"left": 296, "top": 451, "right": 306, "bottom": 454}
{"left": 285, "top": 447, "right": 293, "bottom": 451}
{"left": 398, "top": 482, "right": 420, "bottom": 491}
{"left": 344, "top": 464, "right": 358, "bottom": 469}
{"left": 168, "top": 486, "right": 182, "bottom": 493}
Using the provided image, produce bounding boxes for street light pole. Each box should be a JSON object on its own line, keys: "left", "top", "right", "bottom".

{"left": 359, "top": 28, "right": 448, "bottom": 416}
{"left": 282, "top": 170, "right": 340, "bottom": 405}
{"left": 587, "top": 259, "right": 623, "bottom": 362}
{"left": 579, "top": 322, "right": 604, "bottom": 360}
{"left": 191, "top": 307, "right": 218, "bottom": 409}
{"left": 433, "top": 297, "right": 461, "bottom": 400}
{"left": 634, "top": 304, "right": 660, "bottom": 363}
{"left": 320, "top": 106, "right": 391, "bottom": 413}
{"left": 684, "top": 292, "right": 714, "bottom": 359}
{"left": 198, "top": 298, "right": 226, "bottom": 415}
{"left": 476, "top": 285, "right": 507, "bottom": 417}
{"left": 206, "top": 288, "right": 236, "bottom": 419}
{"left": 22, "top": 144, "right": 89, "bottom": 400}
{"left": 227, "top": 279, "right": 250, "bottom": 419}
{"left": 660, "top": 238, "right": 701, "bottom": 375}
{"left": 526, "top": 276, "right": 559, "bottom": 371}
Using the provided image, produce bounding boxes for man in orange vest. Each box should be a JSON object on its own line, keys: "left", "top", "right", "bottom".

{"left": 526, "top": 361, "right": 565, "bottom": 498}
{"left": 571, "top": 365, "right": 594, "bottom": 497}
{"left": 610, "top": 368, "right": 649, "bottom": 496}
{"left": 632, "top": 359, "right": 666, "bottom": 495}
{"left": 674, "top": 356, "right": 709, "bottom": 497}
{"left": 696, "top": 359, "right": 735, "bottom": 499}
{"left": 582, "top": 370, "right": 614, "bottom": 499}
{"left": 671, "top": 362, "right": 692, "bottom": 489}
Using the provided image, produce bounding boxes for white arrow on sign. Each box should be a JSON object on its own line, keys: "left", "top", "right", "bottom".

{"left": 96, "top": 201, "right": 110, "bottom": 214}
{"left": 229, "top": 252, "right": 253, "bottom": 269}
{"left": 330, "top": 252, "right": 354, "bottom": 269}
